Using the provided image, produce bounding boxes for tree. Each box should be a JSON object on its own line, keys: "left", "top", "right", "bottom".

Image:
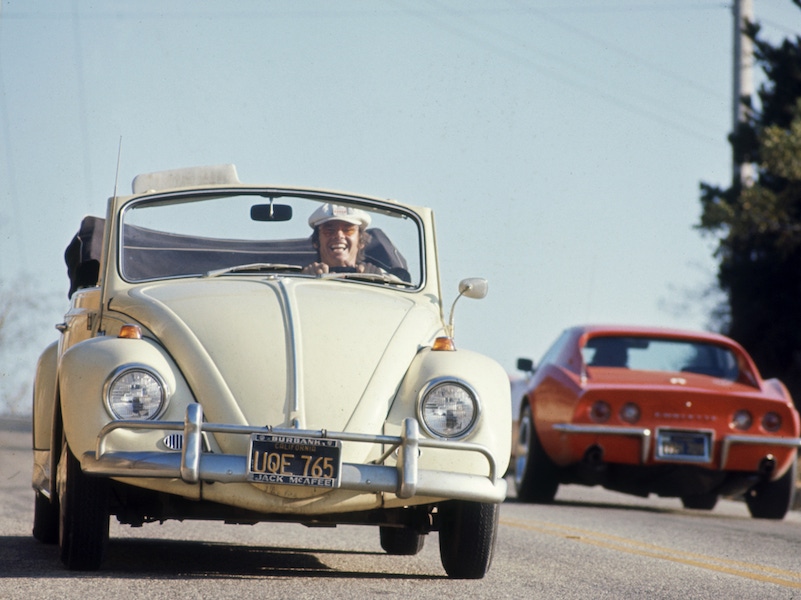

{"left": 0, "top": 276, "right": 63, "bottom": 416}
{"left": 698, "top": 2, "right": 801, "bottom": 407}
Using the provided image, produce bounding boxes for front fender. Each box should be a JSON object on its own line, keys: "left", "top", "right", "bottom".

{"left": 33, "top": 341, "right": 59, "bottom": 451}
{"left": 59, "top": 335, "right": 194, "bottom": 458}
{"left": 388, "top": 346, "right": 512, "bottom": 476}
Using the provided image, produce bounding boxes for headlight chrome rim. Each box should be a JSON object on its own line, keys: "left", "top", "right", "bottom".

{"left": 417, "top": 377, "right": 481, "bottom": 440}
{"left": 103, "top": 364, "right": 169, "bottom": 420}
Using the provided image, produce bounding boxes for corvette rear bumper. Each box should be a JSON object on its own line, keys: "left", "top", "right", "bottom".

{"left": 552, "top": 423, "right": 801, "bottom": 468}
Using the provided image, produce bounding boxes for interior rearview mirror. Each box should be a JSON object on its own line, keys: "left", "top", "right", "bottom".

{"left": 251, "top": 203, "right": 293, "bottom": 222}
{"left": 517, "top": 357, "right": 535, "bottom": 373}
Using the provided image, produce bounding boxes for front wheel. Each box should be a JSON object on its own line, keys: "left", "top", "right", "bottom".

{"left": 438, "top": 501, "right": 499, "bottom": 579}
{"left": 57, "top": 440, "right": 110, "bottom": 570}
{"left": 379, "top": 526, "right": 425, "bottom": 555}
{"left": 514, "top": 404, "right": 559, "bottom": 503}
{"left": 32, "top": 490, "right": 59, "bottom": 544}
{"left": 746, "top": 456, "right": 798, "bottom": 520}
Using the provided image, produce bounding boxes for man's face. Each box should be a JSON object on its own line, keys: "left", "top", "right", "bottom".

{"left": 317, "top": 220, "right": 362, "bottom": 267}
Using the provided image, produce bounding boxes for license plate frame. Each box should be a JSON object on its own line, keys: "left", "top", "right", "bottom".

{"left": 247, "top": 433, "right": 342, "bottom": 488}
{"left": 654, "top": 429, "right": 713, "bottom": 463}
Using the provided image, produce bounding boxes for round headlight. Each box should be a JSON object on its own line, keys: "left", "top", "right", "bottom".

{"left": 419, "top": 380, "right": 479, "bottom": 439}
{"left": 105, "top": 367, "right": 167, "bottom": 420}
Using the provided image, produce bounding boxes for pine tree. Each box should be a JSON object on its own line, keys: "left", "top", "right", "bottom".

{"left": 699, "top": 2, "right": 801, "bottom": 407}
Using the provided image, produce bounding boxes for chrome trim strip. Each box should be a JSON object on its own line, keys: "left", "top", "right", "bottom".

{"left": 720, "top": 434, "right": 801, "bottom": 470}
{"left": 276, "top": 280, "right": 301, "bottom": 417}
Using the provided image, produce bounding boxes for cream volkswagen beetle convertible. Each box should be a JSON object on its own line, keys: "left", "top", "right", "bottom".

{"left": 31, "top": 165, "right": 511, "bottom": 578}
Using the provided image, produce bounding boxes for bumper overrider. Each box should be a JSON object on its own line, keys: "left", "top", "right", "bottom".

{"left": 81, "top": 403, "right": 507, "bottom": 503}
{"left": 553, "top": 423, "right": 801, "bottom": 468}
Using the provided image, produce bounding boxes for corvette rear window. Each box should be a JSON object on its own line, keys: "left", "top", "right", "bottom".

{"left": 582, "top": 336, "right": 739, "bottom": 380}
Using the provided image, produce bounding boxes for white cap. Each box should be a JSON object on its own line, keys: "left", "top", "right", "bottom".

{"left": 308, "top": 203, "right": 371, "bottom": 229}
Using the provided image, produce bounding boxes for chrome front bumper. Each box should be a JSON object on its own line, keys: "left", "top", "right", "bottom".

{"left": 552, "top": 423, "right": 801, "bottom": 468}
{"left": 81, "top": 403, "right": 507, "bottom": 503}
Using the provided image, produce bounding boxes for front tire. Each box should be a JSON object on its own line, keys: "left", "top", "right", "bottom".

{"left": 32, "top": 490, "right": 59, "bottom": 544}
{"left": 379, "top": 526, "right": 425, "bottom": 555}
{"left": 514, "top": 404, "right": 559, "bottom": 503}
{"left": 746, "top": 456, "right": 797, "bottom": 520}
{"left": 57, "top": 440, "right": 110, "bottom": 570}
{"left": 438, "top": 501, "right": 498, "bottom": 579}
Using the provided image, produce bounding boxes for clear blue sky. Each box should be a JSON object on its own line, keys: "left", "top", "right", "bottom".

{"left": 2, "top": 1, "right": 800, "bottom": 414}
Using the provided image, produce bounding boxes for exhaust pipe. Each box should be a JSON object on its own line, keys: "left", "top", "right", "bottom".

{"left": 758, "top": 455, "right": 777, "bottom": 477}
{"left": 583, "top": 445, "right": 604, "bottom": 466}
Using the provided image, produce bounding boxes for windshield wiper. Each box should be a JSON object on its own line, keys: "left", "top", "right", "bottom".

{"left": 205, "top": 263, "right": 303, "bottom": 277}
{"left": 319, "top": 271, "right": 415, "bottom": 287}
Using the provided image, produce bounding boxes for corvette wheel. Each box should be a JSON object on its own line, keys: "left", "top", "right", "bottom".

{"left": 32, "top": 490, "right": 59, "bottom": 544}
{"left": 514, "top": 404, "right": 559, "bottom": 503}
{"left": 57, "top": 440, "right": 110, "bottom": 570}
{"left": 379, "top": 526, "right": 425, "bottom": 555}
{"left": 438, "top": 501, "right": 498, "bottom": 579}
{"left": 746, "top": 456, "right": 797, "bottom": 520}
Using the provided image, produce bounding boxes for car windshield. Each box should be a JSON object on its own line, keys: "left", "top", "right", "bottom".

{"left": 119, "top": 192, "right": 423, "bottom": 287}
{"left": 581, "top": 336, "right": 740, "bottom": 380}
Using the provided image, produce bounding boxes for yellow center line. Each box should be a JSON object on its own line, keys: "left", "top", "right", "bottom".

{"left": 501, "top": 518, "right": 801, "bottom": 589}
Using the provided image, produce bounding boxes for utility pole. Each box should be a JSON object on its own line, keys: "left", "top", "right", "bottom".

{"left": 733, "top": 0, "right": 755, "bottom": 187}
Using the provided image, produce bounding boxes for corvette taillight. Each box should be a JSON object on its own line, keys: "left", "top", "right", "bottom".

{"left": 762, "top": 412, "right": 782, "bottom": 432}
{"left": 732, "top": 409, "right": 753, "bottom": 431}
{"left": 620, "top": 402, "right": 641, "bottom": 424}
{"left": 590, "top": 400, "right": 611, "bottom": 423}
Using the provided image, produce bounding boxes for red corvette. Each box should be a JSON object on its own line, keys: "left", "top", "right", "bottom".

{"left": 513, "top": 325, "right": 801, "bottom": 519}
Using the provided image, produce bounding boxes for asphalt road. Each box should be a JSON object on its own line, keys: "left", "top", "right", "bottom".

{"left": 2, "top": 417, "right": 800, "bottom": 599}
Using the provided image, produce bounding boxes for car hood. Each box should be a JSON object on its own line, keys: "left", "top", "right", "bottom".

{"left": 110, "top": 278, "right": 443, "bottom": 451}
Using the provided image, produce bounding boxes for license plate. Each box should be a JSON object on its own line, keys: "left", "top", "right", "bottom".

{"left": 655, "top": 430, "right": 712, "bottom": 463}
{"left": 247, "top": 433, "right": 341, "bottom": 488}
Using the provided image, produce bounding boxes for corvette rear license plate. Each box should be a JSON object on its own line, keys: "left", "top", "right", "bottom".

{"left": 247, "top": 433, "right": 341, "bottom": 487}
{"left": 655, "top": 430, "right": 712, "bottom": 462}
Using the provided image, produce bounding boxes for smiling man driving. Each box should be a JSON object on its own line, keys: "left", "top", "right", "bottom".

{"left": 302, "top": 203, "right": 382, "bottom": 275}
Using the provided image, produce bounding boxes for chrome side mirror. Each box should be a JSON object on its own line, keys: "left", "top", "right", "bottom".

{"left": 458, "top": 277, "right": 488, "bottom": 300}
{"left": 446, "top": 278, "right": 489, "bottom": 337}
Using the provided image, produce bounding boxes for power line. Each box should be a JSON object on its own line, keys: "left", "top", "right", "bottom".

{"left": 509, "top": 0, "right": 726, "bottom": 99}
{"left": 0, "top": 5, "right": 28, "bottom": 276}
{"left": 71, "top": 0, "right": 94, "bottom": 211}
{"left": 395, "top": 0, "right": 729, "bottom": 145}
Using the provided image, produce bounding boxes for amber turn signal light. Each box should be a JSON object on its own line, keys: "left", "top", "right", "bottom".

{"left": 118, "top": 324, "right": 143, "bottom": 339}
{"left": 432, "top": 336, "right": 456, "bottom": 351}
